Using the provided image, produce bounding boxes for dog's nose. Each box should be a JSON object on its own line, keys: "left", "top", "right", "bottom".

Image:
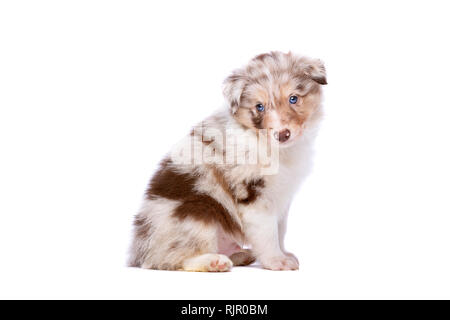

{"left": 275, "top": 129, "right": 291, "bottom": 142}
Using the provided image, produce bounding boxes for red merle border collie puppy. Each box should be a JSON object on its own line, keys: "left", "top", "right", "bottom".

{"left": 128, "top": 51, "right": 327, "bottom": 271}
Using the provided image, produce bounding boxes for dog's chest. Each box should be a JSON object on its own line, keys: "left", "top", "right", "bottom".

{"left": 264, "top": 145, "right": 314, "bottom": 214}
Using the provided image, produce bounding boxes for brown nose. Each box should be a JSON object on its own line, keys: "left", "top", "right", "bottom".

{"left": 275, "top": 129, "right": 291, "bottom": 142}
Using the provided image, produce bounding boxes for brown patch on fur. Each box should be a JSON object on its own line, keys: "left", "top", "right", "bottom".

{"left": 146, "top": 159, "right": 242, "bottom": 237}
{"left": 173, "top": 194, "right": 242, "bottom": 236}
{"left": 237, "top": 178, "right": 265, "bottom": 205}
{"left": 210, "top": 166, "right": 234, "bottom": 200}
{"left": 133, "top": 215, "right": 151, "bottom": 239}
{"left": 251, "top": 110, "right": 264, "bottom": 129}
{"left": 146, "top": 159, "right": 197, "bottom": 200}
{"left": 201, "top": 135, "right": 214, "bottom": 146}
{"left": 233, "top": 105, "right": 269, "bottom": 131}
{"left": 304, "top": 64, "right": 327, "bottom": 85}
{"left": 311, "top": 75, "right": 327, "bottom": 85}
{"left": 229, "top": 249, "right": 256, "bottom": 266}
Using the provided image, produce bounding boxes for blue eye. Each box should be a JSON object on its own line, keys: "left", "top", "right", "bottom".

{"left": 256, "top": 104, "right": 265, "bottom": 112}
{"left": 289, "top": 95, "right": 298, "bottom": 104}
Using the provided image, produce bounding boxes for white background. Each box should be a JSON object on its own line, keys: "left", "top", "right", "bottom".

{"left": 1, "top": 0, "right": 449, "bottom": 299}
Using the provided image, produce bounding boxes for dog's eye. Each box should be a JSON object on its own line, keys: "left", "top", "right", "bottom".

{"left": 289, "top": 95, "right": 298, "bottom": 104}
{"left": 256, "top": 104, "right": 265, "bottom": 112}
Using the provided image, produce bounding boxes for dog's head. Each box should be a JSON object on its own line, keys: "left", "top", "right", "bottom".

{"left": 223, "top": 51, "right": 326, "bottom": 145}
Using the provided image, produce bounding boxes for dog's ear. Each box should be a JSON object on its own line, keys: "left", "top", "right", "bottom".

{"left": 223, "top": 70, "right": 247, "bottom": 114}
{"left": 303, "top": 59, "right": 327, "bottom": 85}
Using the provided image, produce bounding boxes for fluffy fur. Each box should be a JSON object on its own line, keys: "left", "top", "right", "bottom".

{"left": 129, "top": 51, "right": 327, "bottom": 271}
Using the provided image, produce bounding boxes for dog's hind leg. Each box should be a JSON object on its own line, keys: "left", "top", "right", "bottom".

{"left": 229, "top": 249, "right": 256, "bottom": 266}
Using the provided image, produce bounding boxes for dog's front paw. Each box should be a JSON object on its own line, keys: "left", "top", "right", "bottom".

{"left": 284, "top": 252, "right": 299, "bottom": 265}
{"left": 260, "top": 254, "right": 299, "bottom": 271}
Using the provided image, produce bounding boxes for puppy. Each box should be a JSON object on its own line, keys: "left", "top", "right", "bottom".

{"left": 128, "top": 51, "right": 326, "bottom": 271}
